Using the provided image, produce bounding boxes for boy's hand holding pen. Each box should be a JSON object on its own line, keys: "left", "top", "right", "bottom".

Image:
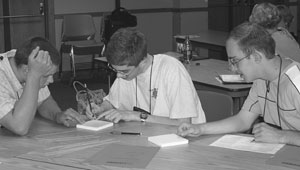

{"left": 85, "top": 100, "right": 105, "bottom": 120}
{"left": 83, "top": 84, "right": 108, "bottom": 121}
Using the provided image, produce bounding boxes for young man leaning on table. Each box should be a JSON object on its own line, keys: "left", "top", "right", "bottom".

{"left": 87, "top": 27, "right": 206, "bottom": 125}
{"left": 178, "top": 22, "right": 300, "bottom": 146}
{"left": 0, "top": 37, "right": 85, "bottom": 136}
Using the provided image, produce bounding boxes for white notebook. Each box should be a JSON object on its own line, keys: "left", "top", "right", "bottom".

{"left": 148, "top": 134, "right": 188, "bottom": 147}
{"left": 76, "top": 120, "right": 113, "bottom": 131}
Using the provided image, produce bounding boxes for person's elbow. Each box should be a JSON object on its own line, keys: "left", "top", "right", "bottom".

{"left": 14, "top": 127, "right": 30, "bottom": 136}
{"left": 10, "top": 125, "right": 30, "bottom": 136}
{"left": 0, "top": 112, "right": 32, "bottom": 136}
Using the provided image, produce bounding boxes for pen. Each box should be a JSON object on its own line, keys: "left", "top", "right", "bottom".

{"left": 265, "top": 122, "right": 282, "bottom": 130}
{"left": 84, "top": 84, "right": 93, "bottom": 116}
{"left": 110, "top": 131, "right": 141, "bottom": 135}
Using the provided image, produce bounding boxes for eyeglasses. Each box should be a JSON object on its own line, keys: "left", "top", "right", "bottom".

{"left": 107, "top": 63, "right": 135, "bottom": 75}
{"left": 228, "top": 55, "right": 249, "bottom": 67}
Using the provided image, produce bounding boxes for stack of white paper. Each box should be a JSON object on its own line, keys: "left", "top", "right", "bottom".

{"left": 210, "top": 134, "right": 285, "bottom": 154}
{"left": 148, "top": 134, "right": 188, "bottom": 147}
{"left": 76, "top": 120, "right": 113, "bottom": 131}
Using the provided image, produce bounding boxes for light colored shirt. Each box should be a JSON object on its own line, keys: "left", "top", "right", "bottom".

{"left": 0, "top": 50, "right": 50, "bottom": 120}
{"left": 104, "top": 54, "right": 206, "bottom": 124}
{"left": 242, "top": 60, "right": 300, "bottom": 130}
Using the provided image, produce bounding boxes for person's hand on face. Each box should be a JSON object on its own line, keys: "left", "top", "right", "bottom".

{"left": 27, "top": 46, "right": 53, "bottom": 79}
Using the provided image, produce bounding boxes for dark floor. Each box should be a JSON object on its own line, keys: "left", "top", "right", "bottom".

{"left": 49, "top": 69, "right": 112, "bottom": 111}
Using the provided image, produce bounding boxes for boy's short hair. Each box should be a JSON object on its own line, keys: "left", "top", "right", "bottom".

{"left": 104, "top": 27, "right": 147, "bottom": 67}
{"left": 249, "top": 2, "right": 281, "bottom": 29}
{"left": 14, "top": 37, "right": 60, "bottom": 67}
{"left": 228, "top": 22, "right": 276, "bottom": 59}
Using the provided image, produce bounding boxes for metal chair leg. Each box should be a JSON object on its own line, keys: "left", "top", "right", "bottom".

{"left": 68, "top": 46, "right": 77, "bottom": 85}
{"left": 71, "top": 46, "right": 76, "bottom": 79}
{"left": 59, "top": 47, "right": 64, "bottom": 79}
{"left": 108, "top": 74, "right": 111, "bottom": 91}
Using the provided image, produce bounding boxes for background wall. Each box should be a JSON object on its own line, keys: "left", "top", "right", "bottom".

{"left": 53, "top": 0, "right": 208, "bottom": 71}
{"left": 0, "top": 2, "right": 4, "bottom": 52}
{"left": 54, "top": 0, "right": 113, "bottom": 51}
{"left": 290, "top": 1, "right": 297, "bottom": 35}
{"left": 53, "top": 0, "right": 297, "bottom": 72}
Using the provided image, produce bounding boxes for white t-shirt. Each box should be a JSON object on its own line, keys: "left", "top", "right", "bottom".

{"left": 0, "top": 50, "right": 50, "bottom": 120}
{"left": 104, "top": 54, "right": 206, "bottom": 124}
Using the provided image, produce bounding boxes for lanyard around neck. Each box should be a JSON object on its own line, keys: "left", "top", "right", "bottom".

{"left": 135, "top": 55, "right": 154, "bottom": 114}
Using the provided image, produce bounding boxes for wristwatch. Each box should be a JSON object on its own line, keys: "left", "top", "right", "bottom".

{"left": 140, "top": 111, "right": 149, "bottom": 122}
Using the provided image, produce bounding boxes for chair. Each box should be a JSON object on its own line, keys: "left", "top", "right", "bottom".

{"left": 197, "top": 90, "right": 233, "bottom": 122}
{"left": 59, "top": 14, "right": 105, "bottom": 83}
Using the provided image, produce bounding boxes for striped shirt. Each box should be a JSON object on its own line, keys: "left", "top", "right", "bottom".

{"left": 0, "top": 50, "right": 50, "bottom": 120}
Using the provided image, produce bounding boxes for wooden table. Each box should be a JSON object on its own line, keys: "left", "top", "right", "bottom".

{"left": 165, "top": 51, "right": 252, "bottom": 114}
{"left": 175, "top": 30, "right": 228, "bottom": 60}
{"left": 0, "top": 117, "right": 294, "bottom": 170}
{"left": 191, "top": 59, "right": 251, "bottom": 114}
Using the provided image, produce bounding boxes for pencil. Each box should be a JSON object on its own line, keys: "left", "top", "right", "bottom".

{"left": 110, "top": 131, "right": 141, "bottom": 135}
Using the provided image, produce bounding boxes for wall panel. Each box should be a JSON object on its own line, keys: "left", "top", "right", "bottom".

{"left": 53, "top": 0, "right": 211, "bottom": 71}
{"left": 121, "top": 0, "right": 173, "bottom": 9}
{"left": 54, "top": 0, "right": 113, "bottom": 14}
{"left": 136, "top": 13, "right": 173, "bottom": 54}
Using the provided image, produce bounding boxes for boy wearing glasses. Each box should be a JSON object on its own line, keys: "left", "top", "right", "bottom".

{"left": 88, "top": 27, "right": 206, "bottom": 125}
{"left": 178, "top": 22, "right": 300, "bottom": 146}
{"left": 0, "top": 37, "right": 85, "bottom": 135}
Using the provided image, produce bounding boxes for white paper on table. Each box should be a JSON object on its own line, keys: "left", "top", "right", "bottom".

{"left": 209, "top": 134, "right": 285, "bottom": 154}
